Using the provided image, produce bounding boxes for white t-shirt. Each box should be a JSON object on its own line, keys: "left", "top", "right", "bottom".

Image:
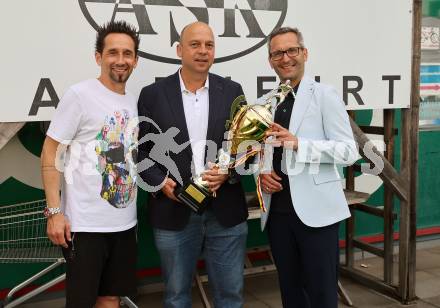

{"left": 47, "top": 79, "right": 138, "bottom": 232}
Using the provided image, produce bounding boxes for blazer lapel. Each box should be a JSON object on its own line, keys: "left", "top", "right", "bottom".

{"left": 289, "top": 76, "right": 314, "bottom": 134}
{"left": 164, "top": 71, "right": 193, "bottom": 159}
{"left": 206, "top": 74, "right": 224, "bottom": 143}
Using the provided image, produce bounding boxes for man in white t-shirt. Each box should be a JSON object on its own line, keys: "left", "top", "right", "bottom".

{"left": 40, "top": 21, "right": 139, "bottom": 308}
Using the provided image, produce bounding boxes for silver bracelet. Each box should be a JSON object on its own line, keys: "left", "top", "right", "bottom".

{"left": 43, "top": 207, "right": 62, "bottom": 218}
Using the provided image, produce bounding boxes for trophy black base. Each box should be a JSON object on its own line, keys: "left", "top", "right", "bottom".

{"left": 175, "top": 182, "right": 212, "bottom": 215}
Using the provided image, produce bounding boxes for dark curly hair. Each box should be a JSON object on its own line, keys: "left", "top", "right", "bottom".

{"left": 95, "top": 20, "right": 140, "bottom": 56}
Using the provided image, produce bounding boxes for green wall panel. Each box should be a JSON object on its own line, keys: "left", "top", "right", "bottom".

{"left": 424, "top": 0, "right": 440, "bottom": 17}
{"left": 0, "top": 178, "right": 45, "bottom": 206}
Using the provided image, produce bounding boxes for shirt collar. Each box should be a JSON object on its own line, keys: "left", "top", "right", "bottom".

{"left": 290, "top": 83, "right": 300, "bottom": 98}
{"left": 178, "top": 68, "right": 209, "bottom": 94}
{"left": 278, "top": 81, "right": 300, "bottom": 99}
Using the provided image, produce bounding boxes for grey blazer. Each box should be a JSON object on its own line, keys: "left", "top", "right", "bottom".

{"left": 254, "top": 76, "right": 359, "bottom": 229}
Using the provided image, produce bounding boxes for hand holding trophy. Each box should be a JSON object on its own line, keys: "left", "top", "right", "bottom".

{"left": 175, "top": 81, "right": 294, "bottom": 214}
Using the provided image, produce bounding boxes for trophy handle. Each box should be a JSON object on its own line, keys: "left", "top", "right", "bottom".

{"left": 225, "top": 95, "right": 247, "bottom": 130}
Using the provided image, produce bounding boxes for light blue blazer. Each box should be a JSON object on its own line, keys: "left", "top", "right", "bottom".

{"left": 254, "top": 76, "right": 359, "bottom": 230}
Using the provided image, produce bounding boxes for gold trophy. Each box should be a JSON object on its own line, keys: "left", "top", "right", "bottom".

{"left": 175, "top": 81, "right": 294, "bottom": 214}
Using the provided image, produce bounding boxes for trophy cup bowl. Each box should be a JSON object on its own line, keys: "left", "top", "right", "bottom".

{"left": 175, "top": 82, "right": 293, "bottom": 214}
{"left": 228, "top": 104, "right": 273, "bottom": 155}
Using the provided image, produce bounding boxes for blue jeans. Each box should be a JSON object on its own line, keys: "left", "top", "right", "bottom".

{"left": 153, "top": 208, "right": 248, "bottom": 308}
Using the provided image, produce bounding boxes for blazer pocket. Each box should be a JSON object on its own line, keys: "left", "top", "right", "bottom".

{"left": 313, "top": 171, "right": 341, "bottom": 185}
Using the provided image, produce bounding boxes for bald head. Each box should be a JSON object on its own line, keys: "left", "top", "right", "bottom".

{"left": 177, "top": 21, "right": 215, "bottom": 77}
{"left": 179, "top": 22, "right": 214, "bottom": 44}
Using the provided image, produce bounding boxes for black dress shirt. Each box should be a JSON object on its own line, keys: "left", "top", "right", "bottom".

{"left": 270, "top": 85, "right": 299, "bottom": 213}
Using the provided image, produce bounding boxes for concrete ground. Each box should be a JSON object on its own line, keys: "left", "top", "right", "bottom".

{"left": 11, "top": 239, "right": 440, "bottom": 308}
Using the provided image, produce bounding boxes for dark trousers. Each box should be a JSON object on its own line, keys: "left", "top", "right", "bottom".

{"left": 267, "top": 210, "right": 340, "bottom": 308}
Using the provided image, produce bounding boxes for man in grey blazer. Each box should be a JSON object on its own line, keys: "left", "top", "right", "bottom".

{"left": 257, "top": 27, "right": 358, "bottom": 308}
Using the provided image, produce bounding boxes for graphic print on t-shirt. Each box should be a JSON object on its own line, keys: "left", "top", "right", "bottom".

{"left": 95, "top": 110, "right": 137, "bottom": 208}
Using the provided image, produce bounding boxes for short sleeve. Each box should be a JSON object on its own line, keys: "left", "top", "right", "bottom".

{"left": 47, "top": 88, "right": 83, "bottom": 145}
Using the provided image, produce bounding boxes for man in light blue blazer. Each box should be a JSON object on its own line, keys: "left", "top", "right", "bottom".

{"left": 256, "top": 27, "right": 358, "bottom": 308}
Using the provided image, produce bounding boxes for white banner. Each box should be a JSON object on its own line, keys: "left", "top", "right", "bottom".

{"left": 0, "top": 0, "right": 413, "bottom": 122}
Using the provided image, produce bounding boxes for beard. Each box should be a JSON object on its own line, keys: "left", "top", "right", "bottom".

{"left": 110, "top": 66, "right": 132, "bottom": 83}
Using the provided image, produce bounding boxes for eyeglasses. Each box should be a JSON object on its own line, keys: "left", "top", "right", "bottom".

{"left": 270, "top": 47, "right": 304, "bottom": 61}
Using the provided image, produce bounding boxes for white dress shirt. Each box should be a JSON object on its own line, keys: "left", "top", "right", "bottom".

{"left": 179, "top": 70, "right": 209, "bottom": 176}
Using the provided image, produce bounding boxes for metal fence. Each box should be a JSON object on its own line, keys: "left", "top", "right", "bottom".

{"left": 0, "top": 200, "right": 65, "bottom": 308}
{"left": 0, "top": 200, "right": 138, "bottom": 308}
